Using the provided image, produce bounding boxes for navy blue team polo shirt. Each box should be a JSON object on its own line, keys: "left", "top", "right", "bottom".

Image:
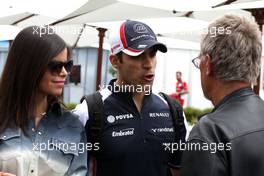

{"left": 74, "top": 79, "right": 187, "bottom": 176}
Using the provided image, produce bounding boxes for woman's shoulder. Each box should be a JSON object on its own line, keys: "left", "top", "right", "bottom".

{"left": 48, "top": 100, "right": 83, "bottom": 129}
{"left": 0, "top": 127, "right": 21, "bottom": 141}
{"left": 59, "top": 108, "right": 84, "bottom": 129}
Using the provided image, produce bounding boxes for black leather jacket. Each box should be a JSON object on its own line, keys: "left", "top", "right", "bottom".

{"left": 181, "top": 87, "right": 264, "bottom": 176}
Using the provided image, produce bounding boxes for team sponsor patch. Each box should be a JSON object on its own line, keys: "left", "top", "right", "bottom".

{"left": 107, "top": 115, "right": 115, "bottom": 123}
{"left": 107, "top": 114, "right": 134, "bottom": 123}
{"left": 151, "top": 127, "right": 174, "bottom": 133}
{"left": 149, "top": 112, "right": 170, "bottom": 118}
{"left": 112, "top": 128, "right": 134, "bottom": 137}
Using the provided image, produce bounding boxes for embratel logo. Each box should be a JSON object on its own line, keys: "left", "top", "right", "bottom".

{"left": 133, "top": 23, "right": 148, "bottom": 33}
{"left": 107, "top": 114, "right": 134, "bottom": 123}
{"left": 112, "top": 128, "right": 134, "bottom": 137}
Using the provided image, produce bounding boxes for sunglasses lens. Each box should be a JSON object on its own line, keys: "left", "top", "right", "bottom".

{"left": 48, "top": 62, "right": 62, "bottom": 74}
{"left": 48, "top": 60, "right": 73, "bottom": 74}
{"left": 65, "top": 60, "right": 73, "bottom": 73}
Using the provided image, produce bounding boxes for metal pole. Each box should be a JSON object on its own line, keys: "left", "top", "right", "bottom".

{"left": 96, "top": 27, "right": 107, "bottom": 91}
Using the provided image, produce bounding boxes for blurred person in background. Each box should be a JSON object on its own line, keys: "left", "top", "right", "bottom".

{"left": 171, "top": 71, "right": 188, "bottom": 106}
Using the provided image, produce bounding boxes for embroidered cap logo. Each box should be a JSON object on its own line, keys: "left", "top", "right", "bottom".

{"left": 133, "top": 23, "right": 148, "bottom": 33}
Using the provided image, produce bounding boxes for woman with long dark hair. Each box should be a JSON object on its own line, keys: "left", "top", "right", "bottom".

{"left": 0, "top": 26, "right": 87, "bottom": 176}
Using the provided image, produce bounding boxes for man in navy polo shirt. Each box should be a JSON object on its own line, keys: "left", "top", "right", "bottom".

{"left": 73, "top": 20, "right": 188, "bottom": 176}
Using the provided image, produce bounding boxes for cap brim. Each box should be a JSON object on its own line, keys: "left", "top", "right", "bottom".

{"left": 123, "top": 40, "right": 167, "bottom": 56}
{"left": 147, "top": 42, "right": 167, "bottom": 53}
{"left": 122, "top": 49, "right": 144, "bottom": 57}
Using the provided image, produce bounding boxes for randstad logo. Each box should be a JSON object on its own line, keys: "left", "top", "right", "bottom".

{"left": 133, "top": 23, "right": 148, "bottom": 33}
{"left": 151, "top": 127, "right": 174, "bottom": 133}
{"left": 112, "top": 128, "right": 134, "bottom": 137}
{"left": 107, "top": 114, "right": 134, "bottom": 123}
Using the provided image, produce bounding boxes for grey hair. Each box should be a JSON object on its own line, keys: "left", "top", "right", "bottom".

{"left": 201, "top": 14, "right": 262, "bottom": 84}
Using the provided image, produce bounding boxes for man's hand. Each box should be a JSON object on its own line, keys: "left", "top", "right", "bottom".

{"left": 0, "top": 172, "right": 16, "bottom": 176}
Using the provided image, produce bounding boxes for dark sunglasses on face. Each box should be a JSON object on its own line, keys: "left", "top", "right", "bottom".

{"left": 47, "top": 60, "right": 73, "bottom": 74}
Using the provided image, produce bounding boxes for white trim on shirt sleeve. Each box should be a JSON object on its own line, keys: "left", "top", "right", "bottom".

{"left": 183, "top": 112, "right": 191, "bottom": 141}
{"left": 72, "top": 100, "right": 89, "bottom": 127}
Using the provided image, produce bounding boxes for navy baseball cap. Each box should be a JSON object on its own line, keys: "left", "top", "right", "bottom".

{"left": 110, "top": 20, "right": 167, "bottom": 56}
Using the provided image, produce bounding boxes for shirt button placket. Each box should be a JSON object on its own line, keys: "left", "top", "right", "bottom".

{"left": 30, "top": 125, "right": 43, "bottom": 176}
{"left": 28, "top": 155, "right": 38, "bottom": 176}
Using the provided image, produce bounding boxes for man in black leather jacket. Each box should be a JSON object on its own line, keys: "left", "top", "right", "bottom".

{"left": 181, "top": 14, "right": 263, "bottom": 176}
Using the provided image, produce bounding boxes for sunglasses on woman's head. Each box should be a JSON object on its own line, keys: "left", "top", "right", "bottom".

{"left": 47, "top": 60, "right": 73, "bottom": 75}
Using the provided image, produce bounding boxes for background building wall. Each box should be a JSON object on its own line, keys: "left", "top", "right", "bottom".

{"left": 1, "top": 40, "right": 263, "bottom": 110}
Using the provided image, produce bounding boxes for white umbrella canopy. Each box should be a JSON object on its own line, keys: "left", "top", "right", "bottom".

{"left": 0, "top": 10, "right": 253, "bottom": 44}
{"left": 87, "top": 17, "right": 208, "bottom": 43}
{"left": 216, "top": 0, "right": 264, "bottom": 10}
{"left": 117, "top": 0, "right": 263, "bottom": 11}
{"left": 0, "top": 25, "right": 21, "bottom": 41}
{"left": 65, "top": 18, "right": 202, "bottom": 50}
{"left": 85, "top": 10, "right": 250, "bottom": 44}
{"left": 0, "top": 0, "right": 89, "bottom": 42}
{"left": 116, "top": 0, "right": 227, "bottom": 11}
{"left": 0, "top": 12, "right": 57, "bottom": 27}
{"left": 52, "top": 0, "right": 183, "bottom": 25}
{"left": 0, "top": 0, "right": 88, "bottom": 19}
{"left": 0, "top": 12, "right": 58, "bottom": 42}
{"left": 49, "top": 24, "right": 110, "bottom": 48}
{"left": 160, "top": 9, "right": 254, "bottom": 42}
{"left": 52, "top": 0, "right": 260, "bottom": 44}
{"left": 0, "top": 13, "right": 109, "bottom": 48}
{"left": 105, "top": 0, "right": 262, "bottom": 43}
{"left": 0, "top": 0, "right": 235, "bottom": 46}
{"left": 0, "top": 12, "right": 34, "bottom": 25}
{"left": 187, "top": 8, "right": 253, "bottom": 22}
{"left": 75, "top": 26, "right": 110, "bottom": 49}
